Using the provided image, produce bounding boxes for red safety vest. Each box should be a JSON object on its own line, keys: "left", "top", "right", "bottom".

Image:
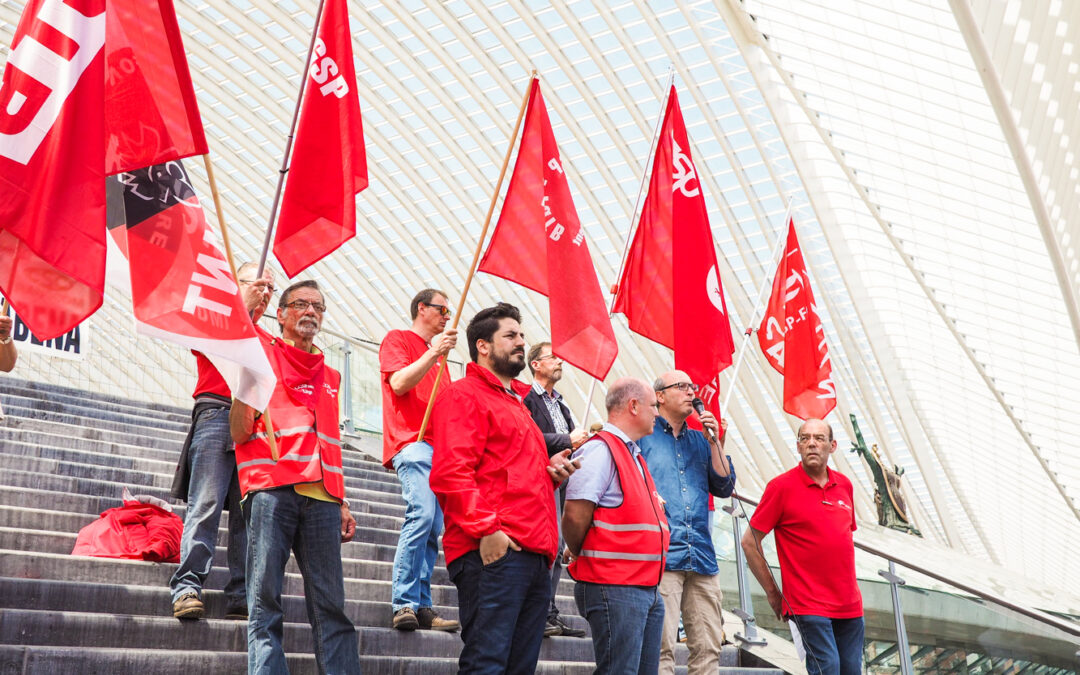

{"left": 568, "top": 430, "right": 670, "bottom": 587}
{"left": 235, "top": 339, "right": 345, "bottom": 500}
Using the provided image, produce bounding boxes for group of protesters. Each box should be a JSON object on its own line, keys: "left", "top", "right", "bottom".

{"left": 167, "top": 272, "right": 864, "bottom": 675}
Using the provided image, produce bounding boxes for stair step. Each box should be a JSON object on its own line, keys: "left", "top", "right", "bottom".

{"left": 0, "top": 644, "right": 315, "bottom": 674}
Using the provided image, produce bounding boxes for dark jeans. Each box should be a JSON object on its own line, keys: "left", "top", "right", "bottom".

{"left": 574, "top": 581, "right": 664, "bottom": 675}
{"left": 170, "top": 406, "right": 246, "bottom": 609}
{"left": 447, "top": 549, "right": 550, "bottom": 674}
{"left": 793, "top": 615, "right": 864, "bottom": 675}
{"left": 244, "top": 487, "right": 360, "bottom": 674}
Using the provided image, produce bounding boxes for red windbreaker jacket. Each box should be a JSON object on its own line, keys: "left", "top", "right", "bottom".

{"left": 430, "top": 362, "right": 557, "bottom": 565}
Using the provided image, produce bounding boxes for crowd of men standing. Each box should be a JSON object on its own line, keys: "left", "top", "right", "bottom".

{"left": 166, "top": 279, "right": 865, "bottom": 675}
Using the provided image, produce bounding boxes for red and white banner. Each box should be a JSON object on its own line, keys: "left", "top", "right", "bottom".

{"left": 478, "top": 79, "right": 617, "bottom": 381}
{"left": 274, "top": 0, "right": 367, "bottom": 278}
{"left": 106, "top": 160, "right": 275, "bottom": 410}
{"left": 0, "top": 0, "right": 207, "bottom": 340}
{"left": 758, "top": 217, "right": 836, "bottom": 420}
{"left": 614, "top": 86, "right": 734, "bottom": 415}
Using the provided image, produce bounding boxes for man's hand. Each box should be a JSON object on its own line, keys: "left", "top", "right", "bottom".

{"left": 0, "top": 315, "right": 12, "bottom": 339}
{"left": 241, "top": 278, "right": 273, "bottom": 314}
{"left": 766, "top": 589, "right": 784, "bottom": 621}
{"left": 431, "top": 328, "right": 458, "bottom": 357}
{"left": 561, "top": 546, "right": 575, "bottom": 565}
{"left": 569, "top": 429, "right": 588, "bottom": 449}
{"left": 479, "top": 529, "right": 520, "bottom": 565}
{"left": 340, "top": 504, "right": 356, "bottom": 543}
{"left": 546, "top": 448, "right": 581, "bottom": 485}
{"left": 700, "top": 411, "right": 727, "bottom": 448}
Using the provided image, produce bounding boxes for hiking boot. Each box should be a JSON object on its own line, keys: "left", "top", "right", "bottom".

{"left": 224, "top": 604, "right": 248, "bottom": 621}
{"left": 544, "top": 615, "right": 586, "bottom": 638}
{"left": 393, "top": 607, "right": 419, "bottom": 631}
{"left": 417, "top": 607, "right": 459, "bottom": 632}
{"left": 172, "top": 592, "right": 204, "bottom": 620}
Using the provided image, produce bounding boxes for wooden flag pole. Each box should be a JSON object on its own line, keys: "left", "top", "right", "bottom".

{"left": 200, "top": 152, "right": 279, "bottom": 459}
{"left": 717, "top": 197, "right": 793, "bottom": 418}
{"left": 255, "top": 0, "right": 329, "bottom": 279}
{"left": 414, "top": 70, "right": 537, "bottom": 443}
{"left": 578, "top": 68, "right": 675, "bottom": 425}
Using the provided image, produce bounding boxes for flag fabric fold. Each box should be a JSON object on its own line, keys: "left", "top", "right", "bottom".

{"left": 478, "top": 79, "right": 617, "bottom": 381}
{"left": 0, "top": 0, "right": 207, "bottom": 339}
{"left": 757, "top": 217, "right": 837, "bottom": 420}
{"left": 274, "top": 0, "right": 367, "bottom": 278}
{"left": 614, "top": 86, "right": 734, "bottom": 414}
{"left": 107, "top": 159, "right": 276, "bottom": 410}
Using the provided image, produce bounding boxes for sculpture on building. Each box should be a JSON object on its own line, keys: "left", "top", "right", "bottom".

{"left": 849, "top": 415, "right": 921, "bottom": 536}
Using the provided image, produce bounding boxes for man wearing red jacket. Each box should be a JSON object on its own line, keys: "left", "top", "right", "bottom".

{"left": 229, "top": 280, "right": 360, "bottom": 674}
{"left": 431, "top": 302, "right": 580, "bottom": 674}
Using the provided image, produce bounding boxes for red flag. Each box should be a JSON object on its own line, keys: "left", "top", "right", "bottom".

{"left": 614, "top": 86, "right": 734, "bottom": 412}
{"left": 274, "top": 0, "right": 367, "bottom": 278}
{"left": 106, "top": 160, "right": 275, "bottom": 409}
{"left": 104, "top": 0, "right": 208, "bottom": 173}
{"left": 0, "top": 0, "right": 207, "bottom": 340}
{"left": 478, "top": 79, "right": 617, "bottom": 380}
{"left": 758, "top": 217, "right": 836, "bottom": 420}
{"left": 0, "top": 0, "right": 108, "bottom": 340}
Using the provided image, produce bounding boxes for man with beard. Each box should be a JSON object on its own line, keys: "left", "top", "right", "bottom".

{"left": 430, "top": 303, "right": 581, "bottom": 674}
{"left": 230, "top": 280, "right": 360, "bottom": 674}
{"left": 381, "top": 289, "right": 460, "bottom": 632}
{"left": 522, "top": 342, "right": 587, "bottom": 638}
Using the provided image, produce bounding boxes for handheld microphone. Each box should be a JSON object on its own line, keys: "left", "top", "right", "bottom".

{"left": 691, "top": 397, "right": 718, "bottom": 444}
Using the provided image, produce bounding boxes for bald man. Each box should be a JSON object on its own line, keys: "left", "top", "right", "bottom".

{"left": 562, "top": 378, "right": 671, "bottom": 675}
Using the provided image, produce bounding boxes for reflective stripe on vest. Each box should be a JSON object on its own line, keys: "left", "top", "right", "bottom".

{"left": 245, "top": 425, "right": 315, "bottom": 444}
{"left": 579, "top": 550, "right": 665, "bottom": 561}
{"left": 591, "top": 519, "right": 663, "bottom": 533}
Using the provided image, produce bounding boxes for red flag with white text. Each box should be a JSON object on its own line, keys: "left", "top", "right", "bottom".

{"left": 0, "top": 0, "right": 207, "bottom": 339}
{"left": 478, "top": 79, "right": 617, "bottom": 380}
{"left": 614, "top": 86, "right": 734, "bottom": 415}
{"left": 274, "top": 0, "right": 367, "bottom": 278}
{"left": 757, "top": 217, "right": 836, "bottom": 420}
{"left": 106, "top": 160, "right": 275, "bottom": 409}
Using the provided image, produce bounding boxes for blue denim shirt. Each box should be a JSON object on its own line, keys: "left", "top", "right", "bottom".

{"left": 638, "top": 416, "right": 736, "bottom": 575}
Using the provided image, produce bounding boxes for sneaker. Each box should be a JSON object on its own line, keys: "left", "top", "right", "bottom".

{"left": 393, "top": 607, "right": 419, "bottom": 631}
{"left": 172, "top": 592, "right": 204, "bottom": 620}
{"left": 544, "top": 615, "right": 587, "bottom": 638}
{"left": 224, "top": 605, "right": 248, "bottom": 621}
{"left": 417, "top": 607, "right": 459, "bottom": 632}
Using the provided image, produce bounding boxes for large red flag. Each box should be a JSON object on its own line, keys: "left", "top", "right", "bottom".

{"left": 0, "top": 0, "right": 207, "bottom": 340}
{"left": 614, "top": 86, "right": 734, "bottom": 413}
{"left": 106, "top": 160, "right": 275, "bottom": 409}
{"left": 274, "top": 0, "right": 367, "bottom": 278}
{"left": 758, "top": 217, "right": 836, "bottom": 420}
{"left": 478, "top": 79, "right": 617, "bottom": 380}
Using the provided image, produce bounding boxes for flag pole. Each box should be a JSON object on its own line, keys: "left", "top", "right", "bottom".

{"left": 718, "top": 198, "right": 793, "bottom": 418}
{"left": 414, "top": 70, "right": 538, "bottom": 443}
{"left": 255, "top": 0, "right": 329, "bottom": 278}
{"left": 200, "top": 152, "right": 280, "bottom": 459}
{"left": 578, "top": 67, "right": 675, "bottom": 425}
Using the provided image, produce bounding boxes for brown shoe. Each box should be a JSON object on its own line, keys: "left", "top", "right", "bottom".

{"left": 393, "top": 607, "right": 419, "bottom": 631}
{"left": 173, "top": 592, "right": 204, "bottom": 620}
{"left": 417, "top": 607, "right": 459, "bottom": 632}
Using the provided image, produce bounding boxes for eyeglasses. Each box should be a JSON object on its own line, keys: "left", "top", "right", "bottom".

{"left": 239, "top": 280, "right": 276, "bottom": 294}
{"left": 656, "top": 381, "right": 698, "bottom": 393}
{"left": 798, "top": 434, "right": 830, "bottom": 444}
{"left": 424, "top": 302, "right": 451, "bottom": 317}
{"left": 283, "top": 299, "right": 326, "bottom": 313}
{"left": 535, "top": 353, "right": 561, "bottom": 362}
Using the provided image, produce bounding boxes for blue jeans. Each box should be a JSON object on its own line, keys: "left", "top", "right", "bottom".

{"left": 170, "top": 405, "right": 246, "bottom": 609}
{"left": 793, "top": 615, "right": 864, "bottom": 675}
{"left": 391, "top": 442, "right": 443, "bottom": 611}
{"left": 244, "top": 487, "right": 360, "bottom": 675}
{"left": 574, "top": 582, "right": 665, "bottom": 675}
{"left": 448, "top": 549, "right": 550, "bottom": 674}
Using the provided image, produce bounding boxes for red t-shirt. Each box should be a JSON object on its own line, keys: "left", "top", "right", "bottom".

{"left": 192, "top": 351, "right": 230, "bottom": 399}
{"left": 379, "top": 329, "right": 445, "bottom": 469}
{"left": 749, "top": 464, "right": 862, "bottom": 618}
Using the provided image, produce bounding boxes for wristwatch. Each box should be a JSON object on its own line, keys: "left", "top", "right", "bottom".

{"left": 0, "top": 335, "right": 11, "bottom": 345}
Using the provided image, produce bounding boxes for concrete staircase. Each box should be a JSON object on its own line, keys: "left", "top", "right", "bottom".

{"left": 0, "top": 377, "right": 785, "bottom": 674}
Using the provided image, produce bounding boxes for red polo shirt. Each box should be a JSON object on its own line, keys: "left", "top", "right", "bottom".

{"left": 430, "top": 362, "right": 557, "bottom": 566}
{"left": 749, "top": 464, "right": 862, "bottom": 618}
{"left": 192, "top": 351, "right": 229, "bottom": 399}
{"left": 379, "top": 329, "right": 446, "bottom": 469}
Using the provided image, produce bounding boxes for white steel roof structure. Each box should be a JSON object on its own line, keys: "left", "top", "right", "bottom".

{"left": 2, "top": 0, "right": 1078, "bottom": 609}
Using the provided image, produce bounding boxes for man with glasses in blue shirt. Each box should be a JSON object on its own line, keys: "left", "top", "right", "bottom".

{"left": 638, "top": 371, "right": 736, "bottom": 675}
